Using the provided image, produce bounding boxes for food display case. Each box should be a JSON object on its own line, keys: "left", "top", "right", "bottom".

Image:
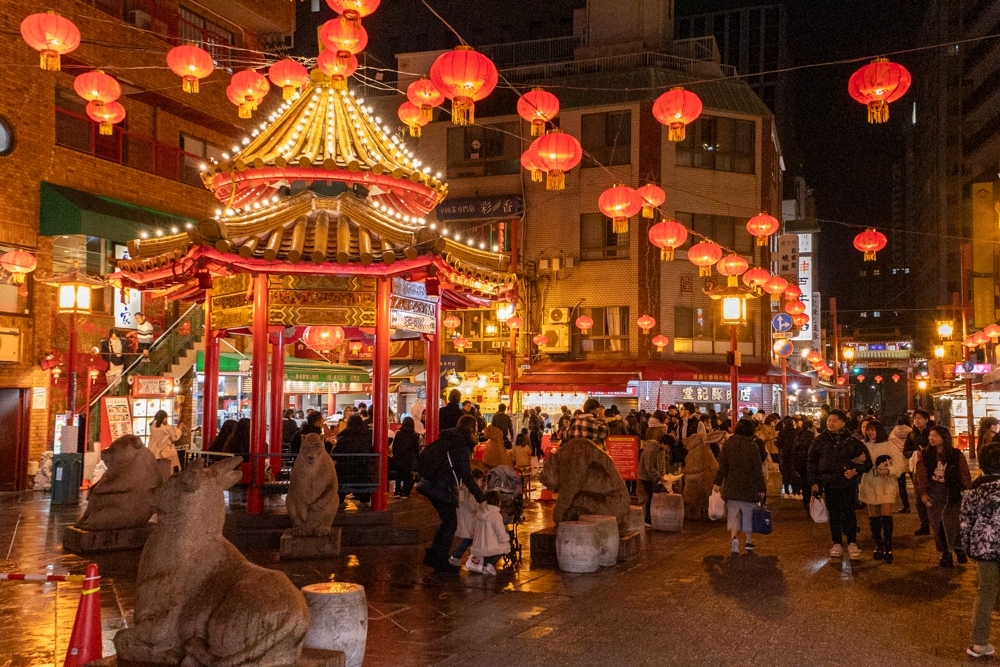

{"left": 130, "top": 376, "right": 178, "bottom": 445}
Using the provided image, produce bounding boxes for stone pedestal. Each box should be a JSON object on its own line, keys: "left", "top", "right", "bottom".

{"left": 85, "top": 648, "right": 346, "bottom": 667}
{"left": 529, "top": 527, "right": 557, "bottom": 567}
{"left": 650, "top": 493, "right": 684, "bottom": 532}
{"left": 280, "top": 528, "right": 342, "bottom": 560}
{"left": 627, "top": 506, "right": 644, "bottom": 532}
{"left": 301, "top": 582, "right": 368, "bottom": 667}
{"left": 578, "top": 515, "right": 620, "bottom": 566}
{"left": 617, "top": 531, "right": 641, "bottom": 562}
{"left": 555, "top": 521, "right": 600, "bottom": 573}
{"left": 63, "top": 525, "right": 153, "bottom": 554}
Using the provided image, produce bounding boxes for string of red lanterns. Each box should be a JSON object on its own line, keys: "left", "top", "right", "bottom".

{"left": 848, "top": 57, "right": 911, "bottom": 124}
{"left": 517, "top": 88, "right": 560, "bottom": 137}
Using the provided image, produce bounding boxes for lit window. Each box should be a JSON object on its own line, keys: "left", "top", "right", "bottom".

{"left": 873, "top": 311, "right": 881, "bottom": 318}
{"left": 873, "top": 269, "right": 880, "bottom": 276}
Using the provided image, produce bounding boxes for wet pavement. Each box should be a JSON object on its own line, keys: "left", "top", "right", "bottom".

{"left": 0, "top": 478, "right": 993, "bottom": 666}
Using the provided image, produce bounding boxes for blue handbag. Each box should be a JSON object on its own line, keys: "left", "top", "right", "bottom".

{"left": 751, "top": 503, "right": 773, "bottom": 535}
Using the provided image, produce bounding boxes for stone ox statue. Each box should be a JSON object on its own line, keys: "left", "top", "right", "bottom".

{"left": 539, "top": 438, "right": 631, "bottom": 534}
{"left": 75, "top": 434, "right": 161, "bottom": 531}
{"left": 114, "top": 456, "right": 310, "bottom": 667}
{"left": 287, "top": 433, "right": 339, "bottom": 537}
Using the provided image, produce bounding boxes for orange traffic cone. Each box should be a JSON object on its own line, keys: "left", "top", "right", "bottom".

{"left": 64, "top": 563, "right": 102, "bottom": 667}
{"left": 539, "top": 487, "right": 554, "bottom": 501}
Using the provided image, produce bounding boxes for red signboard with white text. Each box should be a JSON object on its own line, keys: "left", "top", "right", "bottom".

{"left": 605, "top": 435, "right": 638, "bottom": 481}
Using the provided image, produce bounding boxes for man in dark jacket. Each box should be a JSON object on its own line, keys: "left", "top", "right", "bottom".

{"left": 491, "top": 403, "right": 514, "bottom": 444}
{"left": 418, "top": 414, "right": 487, "bottom": 569}
{"left": 334, "top": 415, "right": 374, "bottom": 504}
{"left": 290, "top": 412, "right": 326, "bottom": 455}
{"left": 904, "top": 409, "right": 932, "bottom": 535}
{"left": 439, "top": 389, "right": 464, "bottom": 431}
{"left": 809, "top": 409, "right": 872, "bottom": 560}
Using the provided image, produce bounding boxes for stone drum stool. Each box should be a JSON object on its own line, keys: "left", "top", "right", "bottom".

{"left": 651, "top": 493, "right": 684, "bottom": 532}
{"left": 301, "top": 582, "right": 368, "bottom": 667}
{"left": 556, "top": 521, "right": 601, "bottom": 573}
{"left": 579, "top": 515, "right": 620, "bottom": 566}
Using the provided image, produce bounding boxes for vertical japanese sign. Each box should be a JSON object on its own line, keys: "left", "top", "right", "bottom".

{"left": 114, "top": 244, "right": 142, "bottom": 329}
{"left": 776, "top": 234, "right": 800, "bottom": 283}
{"left": 100, "top": 396, "right": 133, "bottom": 449}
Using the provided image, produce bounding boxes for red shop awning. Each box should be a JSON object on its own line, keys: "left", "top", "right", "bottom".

{"left": 511, "top": 371, "right": 638, "bottom": 393}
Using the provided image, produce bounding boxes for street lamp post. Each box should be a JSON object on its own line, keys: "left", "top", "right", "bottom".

{"left": 706, "top": 284, "right": 757, "bottom": 432}
{"left": 842, "top": 346, "right": 855, "bottom": 412}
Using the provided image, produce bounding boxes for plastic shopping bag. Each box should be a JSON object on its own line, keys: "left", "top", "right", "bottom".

{"left": 708, "top": 490, "right": 726, "bottom": 521}
{"left": 810, "top": 496, "right": 829, "bottom": 524}
{"left": 464, "top": 554, "right": 484, "bottom": 573}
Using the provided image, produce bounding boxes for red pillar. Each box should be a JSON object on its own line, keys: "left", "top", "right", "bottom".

{"left": 202, "top": 298, "right": 219, "bottom": 449}
{"left": 248, "top": 273, "right": 269, "bottom": 514}
{"left": 730, "top": 326, "right": 739, "bottom": 432}
{"left": 372, "top": 277, "right": 391, "bottom": 511}
{"left": 425, "top": 297, "right": 442, "bottom": 443}
{"left": 68, "top": 314, "right": 78, "bottom": 419}
{"left": 269, "top": 327, "right": 285, "bottom": 454}
{"left": 781, "top": 356, "right": 788, "bottom": 417}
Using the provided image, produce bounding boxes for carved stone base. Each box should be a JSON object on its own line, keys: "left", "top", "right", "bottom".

{"left": 280, "top": 528, "right": 342, "bottom": 560}
{"left": 627, "top": 505, "right": 644, "bottom": 532}
{"left": 63, "top": 525, "right": 153, "bottom": 554}
{"left": 85, "top": 647, "right": 346, "bottom": 667}
{"left": 617, "top": 531, "right": 641, "bottom": 562}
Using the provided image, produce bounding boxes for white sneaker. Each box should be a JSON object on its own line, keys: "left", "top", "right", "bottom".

{"left": 830, "top": 544, "right": 843, "bottom": 558}
{"left": 968, "top": 644, "right": 996, "bottom": 658}
{"left": 847, "top": 543, "right": 861, "bottom": 560}
{"left": 448, "top": 556, "right": 462, "bottom": 566}
{"left": 483, "top": 563, "right": 497, "bottom": 576}
{"left": 731, "top": 538, "right": 740, "bottom": 554}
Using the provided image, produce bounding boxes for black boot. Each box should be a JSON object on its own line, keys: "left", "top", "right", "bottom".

{"left": 883, "top": 516, "right": 894, "bottom": 563}
{"left": 869, "top": 517, "right": 884, "bottom": 560}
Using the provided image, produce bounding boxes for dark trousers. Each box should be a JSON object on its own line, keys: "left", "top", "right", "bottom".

{"left": 641, "top": 480, "right": 656, "bottom": 523}
{"left": 826, "top": 485, "right": 859, "bottom": 545}
{"left": 395, "top": 465, "right": 414, "bottom": 496}
{"left": 530, "top": 431, "right": 543, "bottom": 459}
{"left": 897, "top": 472, "right": 911, "bottom": 510}
{"left": 915, "top": 484, "right": 930, "bottom": 529}
{"left": 429, "top": 497, "right": 458, "bottom": 561}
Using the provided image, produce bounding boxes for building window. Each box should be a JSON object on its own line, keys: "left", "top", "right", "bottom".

{"left": 581, "top": 110, "right": 631, "bottom": 167}
{"left": 580, "top": 213, "right": 629, "bottom": 260}
{"left": 446, "top": 121, "right": 520, "bottom": 179}
{"left": 675, "top": 212, "right": 753, "bottom": 255}
{"left": 444, "top": 309, "right": 506, "bottom": 354}
{"left": 673, "top": 304, "right": 751, "bottom": 354}
{"left": 180, "top": 134, "right": 225, "bottom": 187}
{"left": 178, "top": 6, "right": 234, "bottom": 65}
{"left": 676, "top": 115, "right": 755, "bottom": 174}
{"left": 579, "top": 306, "right": 629, "bottom": 352}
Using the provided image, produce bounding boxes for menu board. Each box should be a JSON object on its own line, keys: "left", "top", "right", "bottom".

{"left": 100, "top": 397, "right": 133, "bottom": 449}
{"left": 605, "top": 435, "right": 638, "bottom": 481}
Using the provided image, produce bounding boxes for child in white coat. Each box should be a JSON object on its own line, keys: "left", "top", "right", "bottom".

{"left": 470, "top": 490, "right": 510, "bottom": 576}
{"left": 448, "top": 469, "right": 486, "bottom": 566}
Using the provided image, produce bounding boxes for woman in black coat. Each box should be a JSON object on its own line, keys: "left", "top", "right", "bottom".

{"left": 392, "top": 417, "right": 421, "bottom": 497}
{"left": 334, "top": 415, "right": 374, "bottom": 503}
{"left": 776, "top": 416, "right": 799, "bottom": 498}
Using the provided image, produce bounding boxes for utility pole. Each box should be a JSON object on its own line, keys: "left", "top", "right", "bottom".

{"left": 961, "top": 243, "right": 976, "bottom": 459}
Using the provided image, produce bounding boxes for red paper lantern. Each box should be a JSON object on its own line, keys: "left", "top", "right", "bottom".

{"left": 892, "top": 374, "right": 901, "bottom": 382}
{"left": 349, "top": 341, "right": 363, "bottom": 354}
{"left": 443, "top": 315, "right": 461, "bottom": 331}
{"left": 520, "top": 140, "right": 545, "bottom": 183}
{"left": 742, "top": 267, "right": 771, "bottom": 289}
{"left": 429, "top": 45, "right": 498, "bottom": 125}
{"left": 517, "top": 88, "right": 560, "bottom": 136}
{"left": 398, "top": 101, "right": 428, "bottom": 137}
{"left": 874, "top": 375, "right": 883, "bottom": 384}
{"left": 268, "top": 59, "right": 309, "bottom": 100}
{"left": 784, "top": 300, "right": 807, "bottom": 316}
{"left": 784, "top": 284, "right": 802, "bottom": 301}
{"left": 836, "top": 377, "right": 847, "bottom": 386}
{"left": 763, "top": 275, "right": 789, "bottom": 302}
{"left": 453, "top": 336, "right": 469, "bottom": 350}
{"left": 805, "top": 350, "right": 823, "bottom": 364}
{"left": 984, "top": 323, "right": 1000, "bottom": 341}
{"left": 304, "top": 325, "right": 345, "bottom": 351}
{"left": 326, "top": 0, "right": 381, "bottom": 27}
{"left": 636, "top": 184, "right": 665, "bottom": 218}
{"left": 792, "top": 312, "right": 809, "bottom": 328}
{"left": 652, "top": 335, "right": 669, "bottom": 352}
{"left": 637, "top": 315, "right": 656, "bottom": 334}
{"left": 716, "top": 254, "right": 749, "bottom": 286}
{"left": 964, "top": 336, "right": 978, "bottom": 349}
{"left": 86, "top": 100, "right": 125, "bottom": 135}
{"left": 74, "top": 70, "right": 121, "bottom": 113}
{"left": 320, "top": 18, "right": 368, "bottom": 55}
{"left": 534, "top": 130, "right": 582, "bottom": 191}
{"left": 598, "top": 185, "right": 643, "bottom": 234}
{"left": 229, "top": 70, "right": 270, "bottom": 118}
{"left": 507, "top": 316, "right": 523, "bottom": 329}
{"left": 532, "top": 334, "right": 549, "bottom": 346}
{"left": 652, "top": 86, "right": 702, "bottom": 141}
{"left": 853, "top": 228, "right": 887, "bottom": 261}
{"left": 20, "top": 12, "right": 80, "bottom": 71}
{"left": 848, "top": 57, "right": 912, "bottom": 124}
{"left": 407, "top": 77, "right": 444, "bottom": 122}
{"left": 166, "top": 45, "right": 214, "bottom": 94}
{"left": 575, "top": 315, "right": 594, "bottom": 332}
{"left": 857, "top": 375, "right": 866, "bottom": 383}
{"left": 648, "top": 219, "right": 688, "bottom": 261}
{"left": 0, "top": 250, "right": 37, "bottom": 284}
{"left": 688, "top": 241, "right": 722, "bottom": 277}
{"left": 317, "top": 50, "right": 358, "bottom": 79}
{"left": 746, "top": 213, "right": 780, "bottom": 247}
{"left": 974, "top": 331, "right": 991, "bottom": 346}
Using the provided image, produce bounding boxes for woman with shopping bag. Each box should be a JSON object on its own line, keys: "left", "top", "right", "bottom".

{"left": 713, "top": 419, "right": 768, "bottom": 555}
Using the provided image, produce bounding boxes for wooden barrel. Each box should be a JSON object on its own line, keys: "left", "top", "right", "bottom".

{"left": 301, "top": 582, "right": 368, "bottom": 667}
{"left": 556, "top": 521, "right": 600, "bottom": 573}
{"left": 579, "top": 515, "right": 620, "bottom": 566}
{"left": 650, "top": 493, "right": 684, "bottom": 532}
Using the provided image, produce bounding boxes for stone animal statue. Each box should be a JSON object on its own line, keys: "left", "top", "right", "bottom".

{"left": 287, "top": 433, "right": 339, "bottom": 537}
{"left": 114, "top": 457, "right": 310, "bottom": 667}
{"left": 75, "top": 434, "right": 161, "bottom": 531}
{"left": 682, "top": 432, "right": 720, "bottom": 521}
{"left": 539, "top": 438, "right": 630, "bottom": 534}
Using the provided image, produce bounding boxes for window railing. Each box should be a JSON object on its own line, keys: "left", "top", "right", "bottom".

{"left": 480, "top": 35, "right": 585, "bottom": 67}
{"left": 56, "top": 107, "right": 207, "bottom": 187}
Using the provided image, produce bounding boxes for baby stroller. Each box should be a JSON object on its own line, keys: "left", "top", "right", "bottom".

{"left": 486, "top": 465, "right": 524, "bottom": 568}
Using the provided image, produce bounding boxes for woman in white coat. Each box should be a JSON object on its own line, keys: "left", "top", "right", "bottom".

{"left": 147, "top": 409, "right": 186, "bottom": 481}
{"left": 859, "top": 420, "right": 906, "bottom": 562}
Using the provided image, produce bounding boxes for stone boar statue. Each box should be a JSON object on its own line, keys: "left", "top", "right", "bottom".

{"left": 76, "top": 434, "right": 161, "bottom": 531}
{"left": 539, "top": 438, "right": 630, "bottom": 534}
{"left": 682, "top": 432, "right": 720, "bottom": 522}
{"left": 114, "top": 456, "right": 310, "bottom": 667}
{"left": 287, "top": 433, "right": 339, "bottom": 537}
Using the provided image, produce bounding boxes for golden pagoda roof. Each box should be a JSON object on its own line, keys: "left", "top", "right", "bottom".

{"left": 202, "top": 71, "right": 447, "bottom": 218}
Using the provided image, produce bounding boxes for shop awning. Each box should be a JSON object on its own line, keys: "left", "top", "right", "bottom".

{"left": 196, "top": 351, "right": 370, "bottom": 384}
{"left": 511, "top": 371, "right": 637, "bottom": 393}
{"left": 40, "top": 182, "right": 194, "bottom": 243}
{"left": 512, "top": 360, "right": 812, "bottom": 389}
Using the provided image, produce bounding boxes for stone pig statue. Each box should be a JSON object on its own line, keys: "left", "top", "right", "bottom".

{"left": 539, "top": 438, "right": 630, "bottom": 534}
{"left": 114, "top": 456, "right": 310, "bottom": 667}
{"left": 287, "top": 433, "right": 339, "bottom": 537}
{"left": 682, "top": 432, "right": 720, "bottom": 522}
{"left": 76, "top": 434, "right": 161, "bottom": 531}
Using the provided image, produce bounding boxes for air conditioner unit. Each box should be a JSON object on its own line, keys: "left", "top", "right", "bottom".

{"left": 540, "top": 323, "right": 570, "bottom": 353}
{"left": 545, "top": 307, "right": 570, "bottom": 325}
{"left": 0, "top": 328, "right": 20, "bottom": 363}
{"left": 128, "top": 10, "right": 152, "bottom": 29}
